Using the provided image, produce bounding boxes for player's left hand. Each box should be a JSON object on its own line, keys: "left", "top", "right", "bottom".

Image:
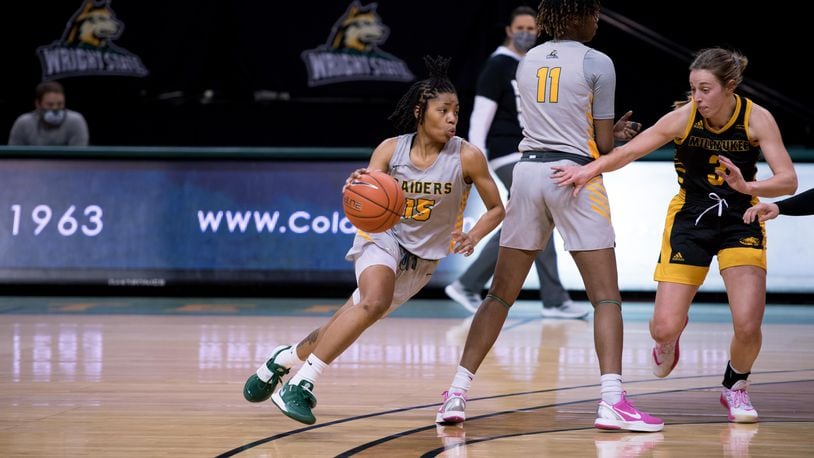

{"left": 716, "top": 156, "right": 751, "bottom": 194}
{"left": 613, "top": 110, "right": 642, "bottom": 141}
{"left": 451, "top": 230, "right": 476, "bottom": 256}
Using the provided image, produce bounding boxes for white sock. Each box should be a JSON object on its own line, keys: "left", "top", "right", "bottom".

{"left": 256, "top": 345, "right": 302, "bottom": 382}
{"left": 274, "top": 345, "right": 305, "bottom": 368}
{"left": 600, "top": 373, "right": 623, "bottom": 405}
{"left": 290, "top": 354, "right": 328, "bottom": 388}
{"left": 449, "top": 365, "right": 474, "bottom": 395}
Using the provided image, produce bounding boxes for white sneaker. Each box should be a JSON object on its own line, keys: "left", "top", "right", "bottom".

{"left": 720, "top": 380, "right": 759, "bottom": 423}
{"left": 436, "top": 391, "right": 467, "bottom": 424}
{"left": 541, "top": 300, "right": 590, "bottom": 319}
{"left": 444, "top": 281, "right": 482, "bottom": 314}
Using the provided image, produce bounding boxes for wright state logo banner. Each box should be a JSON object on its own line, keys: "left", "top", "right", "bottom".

{"left": 37, "top": 0, "right": 148, "bottom": 80}
{"left": 301, "top": 1, "right": 414, "bottom": 87}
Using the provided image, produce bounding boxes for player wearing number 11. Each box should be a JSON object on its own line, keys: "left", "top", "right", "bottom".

{"left": 436, "top": 0, "right": 662, "bottom": 432}
{"left": 553, "top": 47, "right": 797, "bottom": 423}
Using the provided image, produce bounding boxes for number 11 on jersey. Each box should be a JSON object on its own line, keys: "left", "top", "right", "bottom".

{"left": 536, "top": 67, "right": 562, "bottom": 103}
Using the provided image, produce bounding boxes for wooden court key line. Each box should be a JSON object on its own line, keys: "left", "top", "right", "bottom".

{"left": 217, "top": 372, "right": 814, "bottom": 456}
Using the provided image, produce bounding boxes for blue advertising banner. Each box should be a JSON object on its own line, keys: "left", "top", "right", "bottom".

{"left": 2, "top": 155, "right": 812, "bottom": 293}
{"left": 0, "top": 159, "right": 369, "bottom": 284}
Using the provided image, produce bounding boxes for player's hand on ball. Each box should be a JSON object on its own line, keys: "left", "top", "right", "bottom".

{"left": 343, "top": 168, "right": 369, "bottom": 192}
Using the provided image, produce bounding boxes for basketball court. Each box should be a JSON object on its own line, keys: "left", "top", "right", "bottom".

{"left": 2, "top": 296, "right": 813, "bottom": 457}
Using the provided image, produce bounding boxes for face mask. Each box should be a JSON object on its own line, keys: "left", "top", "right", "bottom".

{"left": 42, "top": 109, "right": 66, "bottom": 126}
{"left": 511, "top": 31, "right": 536, "bottom": 53}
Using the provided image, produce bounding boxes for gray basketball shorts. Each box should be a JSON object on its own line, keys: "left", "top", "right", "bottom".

{"left": 346, "top": 232, "right": 438, "bottom": 312}
{"left": 500, "top": 159, "right": 615, "bottom": 251}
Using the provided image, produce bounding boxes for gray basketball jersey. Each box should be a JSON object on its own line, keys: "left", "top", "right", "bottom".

{"left": 516, "top": 40, "right": 616, "bottom": 158}
{"left": 386, "top": 133, "right": 471, "bottom": 260}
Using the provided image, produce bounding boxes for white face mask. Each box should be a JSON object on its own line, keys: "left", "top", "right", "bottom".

{"left": 511, "top": 31, "right": 536, "bottom": 52}
{"left": 42, "top": 109, "right": 66, "bottom": 126}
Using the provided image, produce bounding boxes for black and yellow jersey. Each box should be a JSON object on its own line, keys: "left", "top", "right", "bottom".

{"left": 674, "top": 95, "right": 760, "bottom": 208}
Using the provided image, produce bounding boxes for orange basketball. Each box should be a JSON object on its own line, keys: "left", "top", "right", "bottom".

{"left": 342, "top": 170, "right": 405, "bottom": 233}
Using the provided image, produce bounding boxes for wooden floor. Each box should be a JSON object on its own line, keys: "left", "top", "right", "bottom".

{"left": 1, "top": 296, "right": 813, "bottom": 457}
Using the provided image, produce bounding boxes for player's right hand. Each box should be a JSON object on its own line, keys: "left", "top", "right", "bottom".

{"left": 343, "top": 168, "right": 369, "bottom": 192}
{"left": 551, "top": 164, "right": 594, "bottom": 197}
{"left": 743, "top": 202, "right": 780, "bottom": 223}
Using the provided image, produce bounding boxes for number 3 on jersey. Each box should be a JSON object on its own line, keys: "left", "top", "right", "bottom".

{"left": 708, "top": 154, "right": 726, "bottom": 186}
{"left": 536, "top": 67, "right": 562, "bottom": 103}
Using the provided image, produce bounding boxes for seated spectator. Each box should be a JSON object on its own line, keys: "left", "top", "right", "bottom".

{"left": 8, "top": 81, "right": 89, "bottom": 146}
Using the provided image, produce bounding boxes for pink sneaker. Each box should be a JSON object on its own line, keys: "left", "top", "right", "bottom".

{"left": 720, "top": 380, "right": 759, "bottom": 423}
{"left": 436, "top": 391, "right": 466, "bottom": 424}
{"left": 651, "top": 316, "right": 689, "bottom": 378}
{"left": 595, "top": 392, "right": 664, "bottom": 432}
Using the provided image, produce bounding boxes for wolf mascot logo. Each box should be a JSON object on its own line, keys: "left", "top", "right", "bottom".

{"left": 37, "top": 0, "right": 148, "bottom": 79}
{"left": 63, "top": 0, "right": 123, "bottom": 48}
{"left": 329, "top": 4, "right": 389, "bottom": 53}
{"left": 302, "top": 1, "right": 413, "bottom": 86}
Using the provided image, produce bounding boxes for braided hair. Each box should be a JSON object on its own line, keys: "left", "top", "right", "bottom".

{"left": 388, "top": 55, "right": 456, "bottom": 134}
{"left": 537, "top": 0, "right": 600, "bottom": 39}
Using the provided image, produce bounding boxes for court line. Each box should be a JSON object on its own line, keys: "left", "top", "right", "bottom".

{"left": 417, "top": 420, "right": 814, "bottom": 458}
{"left": 215, "top": 370, "right": 814, "bottom": 456}
{"left": 338, "top": 379, "right": 814, "bottom": 456}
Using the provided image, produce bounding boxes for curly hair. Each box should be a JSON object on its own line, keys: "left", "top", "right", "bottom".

{"left": 537, "top": 0, "right": 600, "bottom": 39}
{"left": 388, "top": 55, "right": 456, "bottom": 134}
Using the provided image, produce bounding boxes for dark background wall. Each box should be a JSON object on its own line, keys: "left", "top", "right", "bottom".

{"left": 2, "top": 1, "right": 811, "bottom": 148}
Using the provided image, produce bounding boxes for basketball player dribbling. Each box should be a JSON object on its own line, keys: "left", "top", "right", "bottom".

{"left": 241, "top": 56, "right": 504, "bottom": 425}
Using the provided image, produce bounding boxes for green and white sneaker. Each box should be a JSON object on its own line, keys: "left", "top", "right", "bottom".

{"left": 272, "top": 380, "right": 317, "bottom": 425}
{"left": 242, "top": 345, "right": 292, "bottom": 403}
